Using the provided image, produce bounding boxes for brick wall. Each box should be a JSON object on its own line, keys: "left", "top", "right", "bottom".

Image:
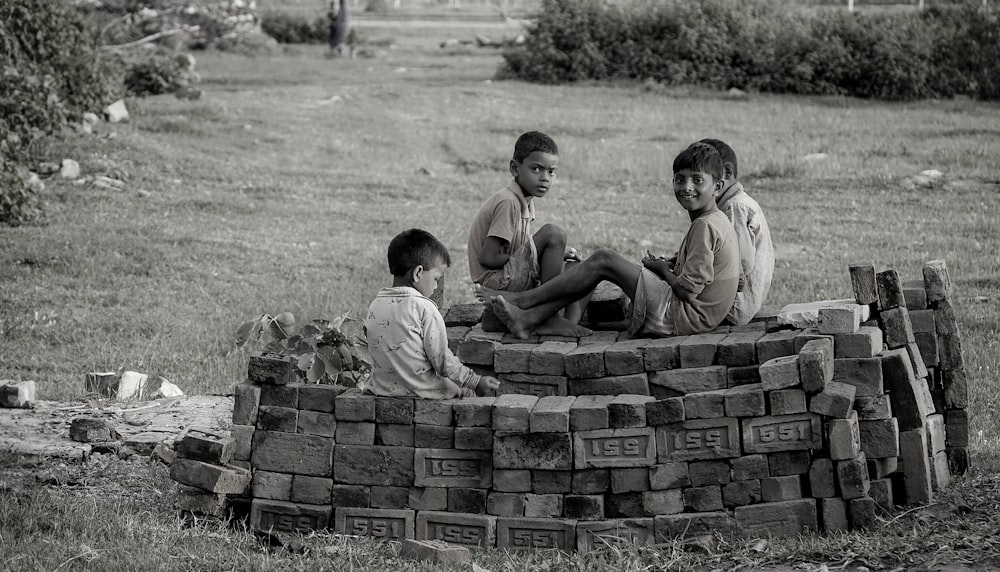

{"left": 170, "top": 259, "right": 969, "bottom": 551}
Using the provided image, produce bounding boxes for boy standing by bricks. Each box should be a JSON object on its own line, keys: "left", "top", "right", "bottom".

{"left": 698, "top": 138, "right": 774, "bottom": 325}
{"left": 478, "top": 143, "right": 740, "bottom": 338}
{"left": 467, "top": 131, "right": 590, "bottom": 338}
{"left": 365, "top": 228, "right": 500, "bottom": 399}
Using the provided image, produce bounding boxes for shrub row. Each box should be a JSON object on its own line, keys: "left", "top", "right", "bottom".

{"left": 261, "top": 11, "right": 331, "bottom": 44}
{"left": 498, "top": 0, "right": 1000, "bottom": 101}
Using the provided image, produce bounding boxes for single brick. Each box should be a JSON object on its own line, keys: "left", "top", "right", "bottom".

{"left": 808, "top": 381, "right": 857, "bottom": 419}
{"left": 849, "top": 262, "right": 878, "bottom": 305}
{"left": 605, "top": 339, "right": 649, "bottom": 375}
{"left": 848, "top": 497, "right": 879, "bottom": 530}
{"left": 809, "top": 458, "right": 836, "bottom": 498}
{"left": 859, "top": 418, "right": 900, "bottom": 459}
{"left": 741, "top": 413, "right": 822, "bottom": 454}
{"left": 330, "top": 485, "right": 371, "bottom": 508}
{"left": 494, "top": 432, "right": 573, "bottom": 471}
{"left": 492, "top": 469, "right": 532, "bottom": 493}
{"left": 794, "top": 329, "right": 831, "bottom": 353}
{"left": 881, "top": 307, "right": 916, "bottom": 349}
{"left": 569, "top": 395, "right": 613, "bottom": 431}
{"left": 408, "top": 487, "right": 448, "bottom": 511}
{"left": 689, "top": 460, "right": 731, "bottom": 486}
{"left": 827, "top": 411, "right": 861, "bottom": 461}
{"left": 736, "top": 499, "right": 818, "bottom": 537}
{"left": 877, "top": 269, "right": 906, "bottom": 310}
{"left": 767, "top": 450, "right": 811, "bottom": 476}
{"left": 413, "top": 449, "right": 491, "bottom": 488}
{"left": 577, "top": 518, "right": 655, "bottom": 553}
{"left": 722, "top": 479, "right": 763, "bottom": 508}
{"left": 761, "top": 475, "right": 802, "bottom": 502}
{"left": 454, "top": 427, "right": 493, "bottom": 450}
{"left": 914, "top": 331, "right": 940, "bottom": 368}
{"left": 649, "top": 462, "right": 691, "bottom": 489}
{"left": 498, "top": 373, "right": 568, "bottom": 397}
{"left": 251, "top": 499, "right": 331, "bottom": 534}
{"left": 171, "top": 459, "right": 250, "bottom": 495}
{"left": 900, "top": 427, "right": 934, "bottom": 504}
{"left": 565, "top": 342, "right": 611, "bottom": 379}
{"left": 448, "top": 488, "right": 488, "bottom": 514}
{"left": 336, "top": 507, "right": 414, "bottom": 540}
{"left": 756, "top": 330, "right": 799, "bottom": 363}
{"left": 298, "top": 383, "right": 347, "bottom": 413}
{"left": 882, "top": 348, "right": 934, "bottom": 431}
{"left": 413, "top": 399, "right": 454, "bottom": 426}
{"left": 494, "top": 343, "right": 535, "bottom": 373}
{"left": 683, "top": 486, "right": 723, "bottom": 512}
{"left": 731, "top": 455, "right": 769, "bottom": 481}
{"left": 643, "top": 337, "right": 684, "bottom": 371}
{"left": 452, "top": 397, "right": 496, "bottom": 426}
{"left": 257, "top": 405, "right": 297, "bottom": 433}
{"left": 608, "top": 394, "right": 655, "bottom": 428}
{"left": 657, "top": 418, "right": 741, "bottom": 462}
{"left": 487, "top": 492, "right": 525, "bottom": 517}
{"left": 175, "top": 430, "right": 234, "bottom": 465}
{"left": 291, "top": 475, "right": 333, "bottom": 505}
{"left": 869, "top": 478, "right": 894, "bottom": 508}
{"left": 492, "top": 394, "right": 538, "bottom": 431}
{"left": 374, "top": 397, "right": 415, "bottom": 424}
{"left": 529, "top": 341, "right": 576, "bottom": 375}
{"left": 413, "top": 425, "right": 454, "bottom": 449}
{"left": 909, "top": 309, "right": 936, "bottom": 333}
{"left": 645, "top": 397, "right": 685, "bottom": 426}
{"left": 530, "top": 396, "right": 576, "bottom": 432}
{"left": 654, "top": 511, "right": 735, "bottom": 541}
{"left": 570, "top": 374, "right": 649, "bottom": 396}
{"left": 574, "top": 427, "right": 656, "bottom": 469}
{"left": 649, "top": 366, "right": 728, "bottom": 395}
{"left": 497, "top": 517, "right": 575, "bottom": 550}
{"left": 642, "top": 489, "right": 684, "bottom": 516}
{"left": 564, "top": 495, "right": 605, "bottom": 520}
{"left": 370, "top": 486, "right": 409, "bottom": 509}
{"left": 834, "top": 326, "right": 884, "bottom": 359}
{"left": 333, "top": 445, "right": 414, "bottom": 486}
{"left": 926, "top": 413, "right": 947, "bottom": 454}
{"left": 867, "top": 456, "right": 898, "bottom": 480}
{"left": 946, "top": 409, "right": 969, "bottom": 448}
{"left": 938, "top": 333, "right": 964, "bottom": 371}
{"left": 933, "top": 299, "right": 961, "bottom": 336}
{"left": 820, "top": 497, "right": 848, "bottom": 533}
{"left": 724, "top": 384, "right": 765, "bottom": 417}
{"left": 931, "top": 450, "right": 952, "bottom": 491}
{"left": 334, "top": 389, "right": 375, "bottom": 422}
{"left": 854, "top": 394, "right": 893, "bottom": 420}
{"left": 297, "top": 410, "right": 336, "bottom": 437}
{"left": 836, "top": 453, "right": 870, "bottom": 500}
{"left": 679, "top": 333, "right": 727, "bottom": 368}
{"left": 683, "top": 390, "right": 726, "bottom": 419}
{"left": 531, "top": 470, "right": 572, "bottom": 494}
{"left": 416, "top": 511, "right": 497, "bottom": 547}
{"left": 335, "top": 422, "right": 375, "bottom": 446}
{"left": 799, "top": 338, "right": 834, "bottom": 393}
{"left": 572, "top": 469, "right": 610, "bottom": 494}
{"left": 232, "top": 382, "right": 261, "bottom": 425}
{"left": 252, "top": 430, "right": 333, "bottom": 476}
{"left": 376, "top": 424, "right": 414, "bottom": 447}
{"left": 251, "top": 470, "right": 293, "bottom": 500}
{"left": 832, "top": 357, "right": 884, "bottom": 396}
{"left": 611, "top": 467, "right": 651, "bottom": 493}
{"left": 906, "top": 341, "right": 929, "bottom": 380}
{"left": 903, "top": 279, "right": 928, "bottom": 310}
{"left": 769, "top": 389, "right": 807, "bottom": 415}
{"left": 759, "top": 356, "right": 800, "bottom": 391}
{"left": 922, "top": 259, "right": 951, "bottom": 304}
{"left": 727, "top": 365, "right": 762, "bottom": 388}
{"left": 231, "top": 424, "right": 253, "bottom": 462}
{"left": 818, "top": 304, "right": 862, "bottom": 335}
{"left": 399, "top": 539, "right": 471, "bottom": 566}
{"left": 457, "top": 330, "right": 501, "bottom": 367}
{"left": 717, "top": 331, "right": 764, "bottom": 366}
{"left": 247, "top": 354, "right": 298, "bottom": 386}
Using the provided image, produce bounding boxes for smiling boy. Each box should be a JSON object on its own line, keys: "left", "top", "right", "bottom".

{"left": 467, "top": 131, "right": 589, "bottom": 337}
{"left": 477, "top": 142, "right": 740, "bottom": 338}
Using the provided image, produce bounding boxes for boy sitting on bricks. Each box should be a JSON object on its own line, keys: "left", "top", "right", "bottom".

{"left": 365, "top": 228, "right": 500, "bottom": 399}
{"left": 477, "top": 142, "right": 741, "bottom": 339}
{"left": 467, "top": 130, "right": 590, "bottom": 338}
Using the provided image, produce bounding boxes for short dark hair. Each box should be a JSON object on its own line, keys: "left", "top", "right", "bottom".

{"left": 513, "top": 131, "right": 558, "bottom": 163}
{"left": 698, "top": 138, "right": 738, "bottom": 178}
{"left": 674, "top": 142, "right": 724, "bottom": 182}
{"left": 387, "top": 229, "right": 451, "bottom": 277}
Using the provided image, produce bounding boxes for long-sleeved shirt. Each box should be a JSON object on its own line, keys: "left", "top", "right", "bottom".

{"left": 364, "top": 286, "right": 481, "bottom": 399}
{"left": 717, "top": 182, "right": 775, "bottom": 325}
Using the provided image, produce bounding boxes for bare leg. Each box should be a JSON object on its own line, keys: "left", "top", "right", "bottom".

{"left": 533, "top": 223, "right": 568, "bottom": 283}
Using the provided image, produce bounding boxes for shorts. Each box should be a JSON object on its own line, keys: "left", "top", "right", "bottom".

{"left": 477, "top": 239, "right": 540, "bottom": 292}
{"left": 627, "top": 267, "right": 675, "bottom": 337}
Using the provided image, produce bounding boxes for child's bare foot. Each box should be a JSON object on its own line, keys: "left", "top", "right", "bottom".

{"left": 534, "top": 315, "right": 593, "bottom": 338}
{"left": 475, "top": 284, "right": 526, "bottom": 306}
{"left": 491, "top": 295, "right": 533, "bottom": 340}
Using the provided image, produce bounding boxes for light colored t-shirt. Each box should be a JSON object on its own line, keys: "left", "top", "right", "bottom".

{"left": 364, "top": 286, "right": 480, "bottom": 399}
{"left": 717, "top": 182, "right": 775, "bottom": 325}
{"left": 669, "top": 209, "right": 742, "bottom": 335}
{"left": 467, "top": 181, "right": 536, "bottom": 289}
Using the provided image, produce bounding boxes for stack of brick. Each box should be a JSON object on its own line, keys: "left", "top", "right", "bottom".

{"left": 169, "top": 428, "right": 251, "bottom": 522}
{"left": 0, "top": 380, "right": 35, "bottom": 408}
{"left": 234, "top": 260, "right": 968, "bottom": 552}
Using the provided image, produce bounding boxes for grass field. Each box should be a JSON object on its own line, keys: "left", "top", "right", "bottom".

{"left": 1, "top": 21, "right": 1000, "bottom": 570}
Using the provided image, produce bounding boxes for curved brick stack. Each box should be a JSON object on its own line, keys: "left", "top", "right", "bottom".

{"left": 171, "top": 260, "right": 969, "bottom": 552}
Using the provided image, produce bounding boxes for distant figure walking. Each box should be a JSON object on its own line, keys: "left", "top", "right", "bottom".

{"left": 329, "top": 0, "right": 351, "bottom": 56}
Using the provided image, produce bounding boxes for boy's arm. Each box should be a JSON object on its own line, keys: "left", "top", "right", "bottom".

{"left": 730, "top": 205, "right": 757, "bottom": 275}
{"left": 665, "top": 220, "right": 720, "bottom": 303}
{"left": 644, "top": 258, "right": 699, "bottom": 303}
{"left": 478, "top": 235, "right": 511, "bottom": 270}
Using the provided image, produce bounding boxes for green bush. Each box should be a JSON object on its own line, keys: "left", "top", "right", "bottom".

{"left": 499, "top": 0, "right": 1000, "bottom": 101}
{"left": 261, "top": 11, "right": 330, "bottom": 44}
{"left": 0, "top": 0, "right": 122, "bottom": 224}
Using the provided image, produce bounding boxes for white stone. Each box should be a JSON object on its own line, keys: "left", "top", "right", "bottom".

{"left": 59, "top": 159, "right": 80, "bottom": 179}
{"left": 919, "top": 169, "right": 944, "bottom": 179}
{"left": 777, "top": 299, "right": 871, "bottom": 329}
{"left": 103, "top": 99, "right": 129, "bottom": 123}
{"left": 802, "top": 153, "right": 828, "bottom": 162}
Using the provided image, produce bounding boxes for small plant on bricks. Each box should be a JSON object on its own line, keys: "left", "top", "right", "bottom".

{"left": 236, "top": 312, "right": 370, "bottom": 386}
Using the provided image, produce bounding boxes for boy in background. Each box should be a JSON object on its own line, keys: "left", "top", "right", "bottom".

{"left": 478, "top": 143, "right": 740, "bottom": 339}
{"left": 468, "top": 131, "right": 590, "bottom": 338}
{"left": 365, "top": 228, "right": 500, "bottom": 399}
{"left": 698, "top": 138, "right": 774, "bottom": 325}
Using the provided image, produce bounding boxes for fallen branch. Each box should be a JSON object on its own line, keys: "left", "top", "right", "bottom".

{"left": 100, "top": 27, "right": 198, "bottom": 51}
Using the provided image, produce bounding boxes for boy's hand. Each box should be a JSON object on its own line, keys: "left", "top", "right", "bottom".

{"left": 643, "top": 256, "right": 674, "bottom": 276}
{"left": 564, "top": 247, "right": 581, "bottom": 262}
{"left": 476, "top": 376, "right": 501, "bottom": 396}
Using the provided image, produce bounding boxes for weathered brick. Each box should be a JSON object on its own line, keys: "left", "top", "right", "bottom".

{"left": 642, "top": 489, "right": 683, "bottom": 516}
{"left": 247, "top": 354, "right": 298, "bottom": 386}
{"left": 607, "top": 394, "right": 654, "bottom": 428}
{"left": 298, "top": 384, "right": 347, "bottom": 413}
{"left": 413, "top": 424, "right": 454, "bottom": 449}
{"left": 947, "top": 447, "right": 970, "bottom": 476}
{"left": 413, "top": 399, "right": 454, "bottom": 426}
{"left": 569, "top": 395, "right": 613, "bottom": 430}
{"left": 531, "top": 470, "right": 572, "bottom": 494}
{"left": 370, "top": 486, "right": 409, "bottom": 509}
{"left": 649, "top": 462, "right": 690, "bottom": 489}
{"left": 291, "top": 475, "right": 333, "bottom": 505}
{"left": 494, "top": 432, "right": 573, "bottom": 470}
{"left": 571, "top": 373, "right": 649, "bottom": 396}
{"left": 452, "top": 397, "right": 496, "bottom": 426}
{"left": 330, "top": 484, "right": 370, "bottom": 508}
{"left": 817, "top": 305, "right": 862, "bottom": 335}
{"left": 849, "top": 262, "right": 878, "bottom": 305}
{"left": 799, "top": 338, "right": 834, "bottom": 393}
{"left": 933, "top": 299, "right": 961, "bottom": 336}
{"left": 836, "top": 453, "right": 870, "bottom": 500}
{"left": 914, "top": 331, "right": 939, "bottom": 368}
{"left": 727, "top": 365, "right": 761, "bottom": 387}
{"left": 374, "top": 397, "right": 414, "bottom": 424}
{"left": 175, "top": 430, "right": 234, "bottom": 465}
{"left": 658, "top": 418, "right": 740, "bottom": 462}
{"left": 562, "top": 495, "right": 604, "bottom": 520}
{"left": 741, "top": 413, "right": 822, "bottom": 454}
{"left": 926, "top": 413, "right": 947, "bottom": 454}
{"left": 876, "top": 269, "right": 906, "bottom": 310}
{"left": 413, "top": 449, "right": 491, "bottom": 488}
{"left": 869, "top": 478, "right": 894, "bottom": 508}
{"left": 232, "top": 382, "right": 261, "bottom": 425}
{"left": 297, "top": 410, "right": 336, "bottom": 437}
{"left": 819, "top": 497, "right": 848, "bottom": 532}
{"left": 930, "top": 450, "right": 952, "bottom": 491}
{"left": 654, "top": 511, "right": 735, "bottom": 541}
{"left": 688, "top": 460, "right": 730, "bottom": 486}
{"left": 574, "top": 427, "right": 656, "bottom": 469}
{"left": 909, "top": 309, "right": 936, "bottom": 333}
{"left": 867, "top": 456, "right": 898, "bottom": 480}
{"left": 376, "top": 423, "right": 414, "bottom": 447}
{"left": 416, "top": 511, "right": 497, "bottom": 547}
{"left": 231, "top": 424, "right": 253, "bottom": 462}
{"left": 498, "top": 373, "right": 568, "bottom": 397}
{"left": 493, "top": 469, "right": 532, "bottom": 493}
{"left": 530, "top": 396, "right": 575, "bottom": 432}
{"left": 399, "top": 538, "right": 471, "bottom": 566}
{"left": 487, "top": 492, "right": 525, "bottom": 517}
{"left": 444, "top": 304, "right": 483, "bottom": 326}
{"left": 794, "top": 329, "right": 831, "bottom": 353}
{"left": 252, "top": 430, "right": 333, "bottom": 476}
{"left": 336, "top": 507, "right": 414, "bottom": 540}
{"left": 903, "top": 279, "right": 928, "bottom": 310}
{"left": 723, "top": 384, "right": 765, "bottom": 417}
{"left": 529, "top": 341, "right": 576, "bottom": 375}
{"left": 334, "top": 445, "right": 414, "bottom": 486}
{"left": 497, "top": 517, "right": 575, "bottom": 550}
{"left": 683, "top": 390, "right": 726, "bottom": 419}
{"left": 716, "top": 331, "right": 764, "bottom": 366}
{"left": 946, "top": 409, "right": 969, "bottom": 448}
{"left": 736, "top": 499, "right": 818, "bottom": 537}
{"left": 334, "top": 389, "right": 375, "bottom": 422}
{"left": 572, "top": 469, "right": 610, "bottom": 494}
{"left": 854, "top": 394, "right": 893, "bottom": 420}
{"left": 645, "top": 397, "right": 685, "bottom": 426}
{"left": 683, "top": 486, "right": 723, "bottom": 511}
{"left": 175, "top": 489, "right": 228, "bottom": 517}
{"left": 756, "top": 330, "right": 799, "bottom": 363}
{"left": 767, "top": 450, "right": 811, "bottom": 476}
{"left": 251, "top": 470, "right": 292, "bottom": 500}
{"left": 731, "top": 454, "right": 768, "bottom": 481}
{"left": 257, "top": 405, "right": 297, "bottom": 432}
{"left": 457, "top": 328, "right": 502, "bottom": 367}
{"left": 564, "top": 342, "right": 611, "bottom": 379}
{"left": 769, "top": 389, "right": 807, "bottom": 415}
{"left": 859, "top": 418, "right": 900, "bottom": 459}
{"left": 679, "top": 333, "right": 726, "bottom": 367}
{"left": 251, "top": 499, "right": 331, "bottom": 533}
{"left": 761, "top": 475, "right": 802, "bottom": 501}
{"left": 494, "top": 343, "right": 535, "bottom": 373}
{"left": 649, "top": 366, "right": 727, "bottom": 395}
{"left": 611, "top": 467, "right": 650, "bottom": 493}
{"left": 809, "top": 458, "right": 836, "bottom": 498}
{"left": 408, "top": 487, "right": 447, "bottom": 511}
{"left": 722, "top": 479, "right": 762, "bottom": 508}
{"left": 454, "top": 427, "right": 492, "bottom": 450}
{"left": 832, "top": 357, "right": 884, "bottom": 397}
{"left": 834, "top": 326, "right": 884, "bottom": 359}
{"left": 827, "top": 411, "right": 861, "bottom": 461}
{"left": 643, "top": 337, "right": 684, "bottom": 371}
{"left": 492, "top": 394, "right": 537, "bottom": 431}
{"left": 448, "top": 488, "right": 488, "bottom": 514}
{"left": 808, "top": 381, "right": 856, "bottom": 419}
{"left": 605, "top": 339, "right": 649, "bottom": 375}
{"left": 881, "top": 307, "right": 916, "bottom": 350}
{"left": 848, "top": 497, "right": 878, "bottom": 530}
{"left": 334, "top": 422, "right": 374, "bottom": 445}
{"left": 759, "top": 356, "right": 800, "bottom": 391}
{"left": 171, "top": 459, "right": 250, "bottom": 495}
{"left": 938, "top": 333, "right": 964, "bottom": 371}
{"left": 922, "top": 259, "right": 951, "bottom": 304}
{"left": 882, "top": 348, "right": 934, "bottom": 431}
